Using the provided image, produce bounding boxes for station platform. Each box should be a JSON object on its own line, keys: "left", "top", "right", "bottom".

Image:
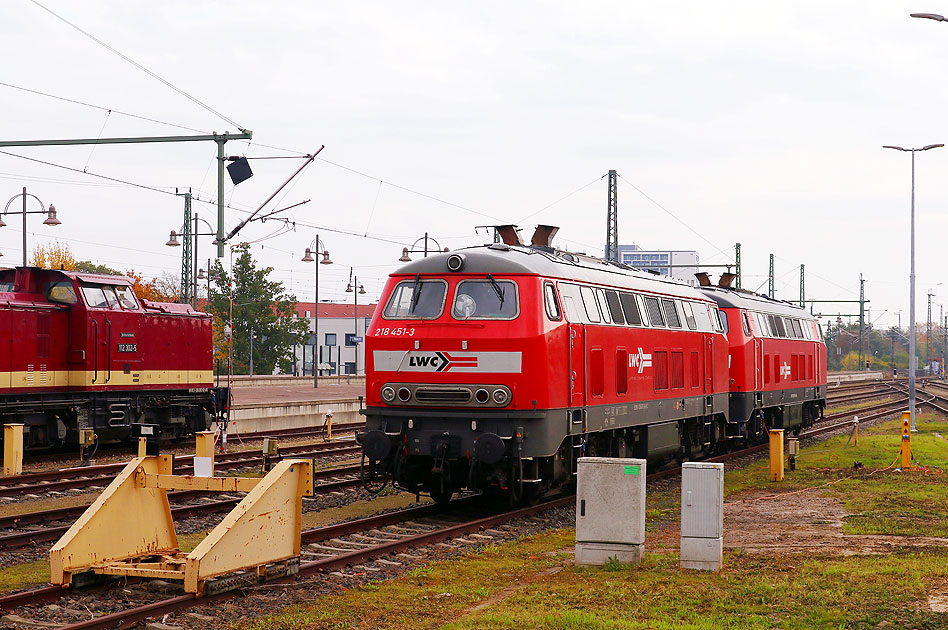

{"left": 227, "top": 383, "right": 366, "bottom": 435}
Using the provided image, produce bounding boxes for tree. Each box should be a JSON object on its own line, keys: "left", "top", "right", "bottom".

{"left": 75, "top": 260, "right": 124, "bottom": 276}
{"left": 207, "top": 244, "right": 309, "bottom": 375}
{"left": 31, "top": 241, "right": 77, "bottom": 270}
{"left": 126, "top": 270, "right": 180, "bottom": 302}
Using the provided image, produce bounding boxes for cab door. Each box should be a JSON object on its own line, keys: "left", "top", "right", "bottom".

{"left": 568, "top": 323, "right": 586, "bottom": 433}
{"left": 755, "top": 338, "right": 763, "bottom": 391}
{"left": 104, "top": 285, "right": 143, "bottom": 388}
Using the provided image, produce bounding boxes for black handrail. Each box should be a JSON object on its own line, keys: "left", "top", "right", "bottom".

{"left": 91, "top": 319, "right": 98, "bottom": 384}
{"left": 105, "top": 318, "right": 112, "bottom": 384}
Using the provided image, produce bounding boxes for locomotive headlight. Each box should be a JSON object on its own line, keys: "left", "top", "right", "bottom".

{"left": 397, "top": 387, "right": 412, "bottom": 402}
{"left": 492, "top": 388, "right": 509, "bottom": 405}
{"left": 381, "top": 386, "right": 396, "bottom": 403}
{"left": 474, "top": 388, "right": 490, "bottom": 404}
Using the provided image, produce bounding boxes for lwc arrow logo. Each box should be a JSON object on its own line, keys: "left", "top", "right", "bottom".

{"left": 628, "top": 347, "right": 652, "bottom": 374}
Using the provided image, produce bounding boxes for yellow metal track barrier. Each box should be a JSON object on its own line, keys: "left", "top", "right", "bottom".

{"left": 49, "top": 455, "right": 313, "bottom": 594}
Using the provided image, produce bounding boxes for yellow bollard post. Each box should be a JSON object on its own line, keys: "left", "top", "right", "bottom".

{"left": 194, "top": 431, "right": 214, "bottom": 477}
{"left": 900, "top": 411, "right": 912, "bottom": 470}
{"left": 769, "top": 429, "right": 784, "bottom": 482}
{"left": 324, "top": 409, "right": 333, "bottom": 441}
{"left": 853, "top": 416, "right": 859, "bottom": 447}
{"left": 3, "top": 424, "right": 24, "bottom": 476}
{"left": 138, "top": 437, "right": 148, "bottom": 459}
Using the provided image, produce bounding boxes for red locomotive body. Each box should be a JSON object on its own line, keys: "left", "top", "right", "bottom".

{"left": 700, "top": 285, "right": 826, "bottom": 438}
{"left": 360, "top": 228, "right": 735, "bottom": 502}
{"left": 0, "top": 266, "right": 226, "bottom": 449}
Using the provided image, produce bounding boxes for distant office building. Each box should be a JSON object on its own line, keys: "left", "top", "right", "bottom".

{"left": 617, "top": 245, "right": 699, "bottom": 286}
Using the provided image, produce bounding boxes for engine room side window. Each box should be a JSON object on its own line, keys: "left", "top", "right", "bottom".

{"left": 772, "top": 315, "right": 787, "bottom": 338}
{"left": 618, "top": 292, "right": 642, "bottom": 326}
{"left": 452, "top": 279, "right": 519, "bottom": 320}
{"left": 543, "top": 282, "right": 561, "bottom": 321}
{"left": 756, "top": 312, "right": 770, "bottom": 337}
{"left": 46, "top": 281, "right": 78, "bottom": 305}
{"left": 81, "top": 284, "right": 110, "bottom": 309}
{"left": 595, "top": 289, "right": 612, "bottom": 324}
{"left": 383, "top": 279, "right": 447, "bottom": 319}
{"left": 682, "top": 302, "right": 697, "bottom": 330}
{"left": 644, "top": 296, "right": 665, "bottom": 327}
{"left": 114, "top": 285, "right": 139, "bottom": 310}
{"left": 580, "top": 287, "right": 601, "bottom": 323}
{"left": 791, "top": 319, "right": 803, "bottom": 338}
{"left": 604, "top": 290, "right": 625, "bottom": 325}
{"left": 662, "top": 299, "right": 681, "bottom": 328}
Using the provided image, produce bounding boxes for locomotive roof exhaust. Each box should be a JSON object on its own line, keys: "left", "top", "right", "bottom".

{"left": 695, "top": 272, "right": 712, "bottom": 287}
{"left": 494, "top": 225, "right": 523, "bottom": 246}
{"left": 718, "top": 273, "right": 736, "bottom": 288}
{"left": 530, "top": 225, "right": 559, "bottom": 249}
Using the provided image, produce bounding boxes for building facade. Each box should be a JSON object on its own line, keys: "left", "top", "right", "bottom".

{"left": 290, "top": 302, "right": 377, "bottom": 376}
{"left": 617, "top": 245, "right": 699, "bottom": 286}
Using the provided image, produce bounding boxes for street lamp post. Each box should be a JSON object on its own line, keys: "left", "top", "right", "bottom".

{"left": 302, "top": 236, "right": 333, "bottom": 387}
{"left": 1, "top": 187, "right": 61, "bottom": 266}
{"left": 345, "top": 270, "right": 366, "bottom": 376}
{"left": 883, "top": 143, "right": 944, "bottom": 431}
{"left": 166, "top": 213, "right": 217, "bottom": 309}
{"left": 398, "top": 232, "right": 449, "bottom": 262}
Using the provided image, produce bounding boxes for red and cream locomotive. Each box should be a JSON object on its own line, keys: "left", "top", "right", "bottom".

{"left": 0, "top": 266, "right": 226, "bottom": 450}
{"left": 359, "top": 226, "right": 826, "bottom": 502}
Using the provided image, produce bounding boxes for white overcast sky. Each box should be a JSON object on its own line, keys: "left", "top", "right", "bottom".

{"left": 4, "top": 1, "right": 948, "bottom": 332}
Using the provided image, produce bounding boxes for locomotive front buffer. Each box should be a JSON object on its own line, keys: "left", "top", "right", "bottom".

{"left": 49, "top": 455, "right": 314, "bottom": 595}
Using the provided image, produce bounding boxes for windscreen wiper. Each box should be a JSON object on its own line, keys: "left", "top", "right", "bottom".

{"left": 409, "top": 274, "right": 423, "bottom": 313}
{"left": 486, "top": 273, "right": 505, "bottom": 306}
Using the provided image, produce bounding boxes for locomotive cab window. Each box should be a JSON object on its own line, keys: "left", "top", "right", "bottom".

{"left": 46, "top": 281, "right": 78, "bottom": 305}
{"left": 383, "top": 278, "right": 447, "bottom": 319}
{"left": 543, "top": 282, "right": 561, "bottom": 321}
{"left": 80, "top": 284, "right": 110, "bottom": 309}
{"left": 0, "top": 281, "right": 13, "bottom": 292}
{"left": 114, "top": 285, "right": 139, "bottom": 310}
{"left": 595, "top": 289, "right": 612, "bottom": 324}
{"left": 742, "top": 311, "right": 752, "bottom": 336}
{"left": 452, "top": 279, "right": 519, "bottom": 320}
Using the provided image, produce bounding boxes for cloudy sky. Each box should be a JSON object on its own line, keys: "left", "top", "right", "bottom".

{"left": 4, "top": 1, "right": 948, "bottom": 332}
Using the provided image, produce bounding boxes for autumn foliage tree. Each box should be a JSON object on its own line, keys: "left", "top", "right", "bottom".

{"left": 31, "top": 241, "right": 78, "bottom": 270}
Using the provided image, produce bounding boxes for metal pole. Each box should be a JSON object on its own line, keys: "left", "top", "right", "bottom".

{"left": 217, "top": 139, "right": 225, "bottom": 257}
{"left": 424, "top": 233, "right": 428, "bottom": 258}
{"left": 910, "top": 149, "right": 917, "bottom": 431}
{"left": 192, "top": 210, "right": 199, "bottom": 309}
{"left": 354, "top": 275, "right": 359, "bottom": 375}
{"left": 21, "top": 187, "right": 27, "bottom": 268}
{"left": 314, "top": 234, "right": 319, "bottom": 388}
{"left": 735, "top": 242, "right": 742, "bottom": 289}
{"left": 249, "top": 329, "right": 254, "bottom": 376}
{"left": 928, "top": 289, "right": 933, "bottom": 365}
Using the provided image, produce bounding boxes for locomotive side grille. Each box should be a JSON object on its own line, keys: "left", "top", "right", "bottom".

{"left": 415, "top": 387, "right": 472, "bottom": 403}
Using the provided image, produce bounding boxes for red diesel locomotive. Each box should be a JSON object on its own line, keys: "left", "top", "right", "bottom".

{"left": 359, "top": 226, "right": 828, "bottom": 502}
{"left": 0, "top": 266, "right": 227, "bottom": 450}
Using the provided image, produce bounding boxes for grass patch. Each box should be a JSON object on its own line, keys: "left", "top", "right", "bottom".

{"left": 722, "top": 414, "right": 948, "bottom": 536}
{"left": 235, "top": 529, "right": 948, "bottom": 630}
{"left": 0, "top": 560, "right": 49, "bottom": 592}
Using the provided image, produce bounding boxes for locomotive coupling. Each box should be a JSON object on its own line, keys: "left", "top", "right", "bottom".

{"left": 473, "top": 432, "right": 505, "bottom": 464}
{"left": 361, "top": 430, "right": 393, "bottom": 461}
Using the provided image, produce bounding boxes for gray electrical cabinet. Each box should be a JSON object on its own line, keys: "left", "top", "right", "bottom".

{"left": 680, "top": 461, "right": 724, "bottom": 571}
{"left": 575, "top": 457, "right": 646, "bottom": 565}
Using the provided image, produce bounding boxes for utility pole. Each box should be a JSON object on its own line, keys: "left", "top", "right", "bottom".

{"left": 927, "top": 289, "right": 934, "bottom": 365}
{"left": 179, "top": 191, "right": 193, "bottom": 305}
{"left": 605, "top": 170, "right": 618, "bottom": 262}
{"left": 858, "top": 274, "right": 865, "bottom": 370}
{"left": 799, "top": 264, "right": 805, "bottom": 307}
{"left": 768, "top": 254, "right": 775, "bottom": 298}
{"left": 735, "top": 242, "right": 742, "bottom": 289}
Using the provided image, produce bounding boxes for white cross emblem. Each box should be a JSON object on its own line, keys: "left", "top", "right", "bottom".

{"left": 780, "top": 362, "right": 791, "bottom": 379}
{"left": 628, "top": 347, "right": 653, "bottom": 374}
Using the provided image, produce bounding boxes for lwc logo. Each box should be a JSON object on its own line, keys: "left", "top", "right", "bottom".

{"left": 407, "top": 351, "right": 478, "bottom": 372}
{"left": 628, "top": 347, "right": 652, "bottom": 374}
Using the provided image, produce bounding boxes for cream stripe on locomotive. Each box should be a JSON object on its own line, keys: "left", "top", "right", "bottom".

{"left": 0, "top": 370, "right": 215, "bottom": 389}
{"left": 373, "top": 350, "right": 522, "bottom": 373}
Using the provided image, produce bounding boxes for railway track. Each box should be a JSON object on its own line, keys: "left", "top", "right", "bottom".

{"left": 0, "top": 438, "right": 361, "bottom": 498}
{"left": 0, "top": 494, "right": 574, "bottom": 629}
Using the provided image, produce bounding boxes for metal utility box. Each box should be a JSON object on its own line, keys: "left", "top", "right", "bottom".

{"left": 575, "top": 457, "right": 646, "bottom": 565}
{"left": 680, "top": 461, "right": 724, "bottom": 571}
